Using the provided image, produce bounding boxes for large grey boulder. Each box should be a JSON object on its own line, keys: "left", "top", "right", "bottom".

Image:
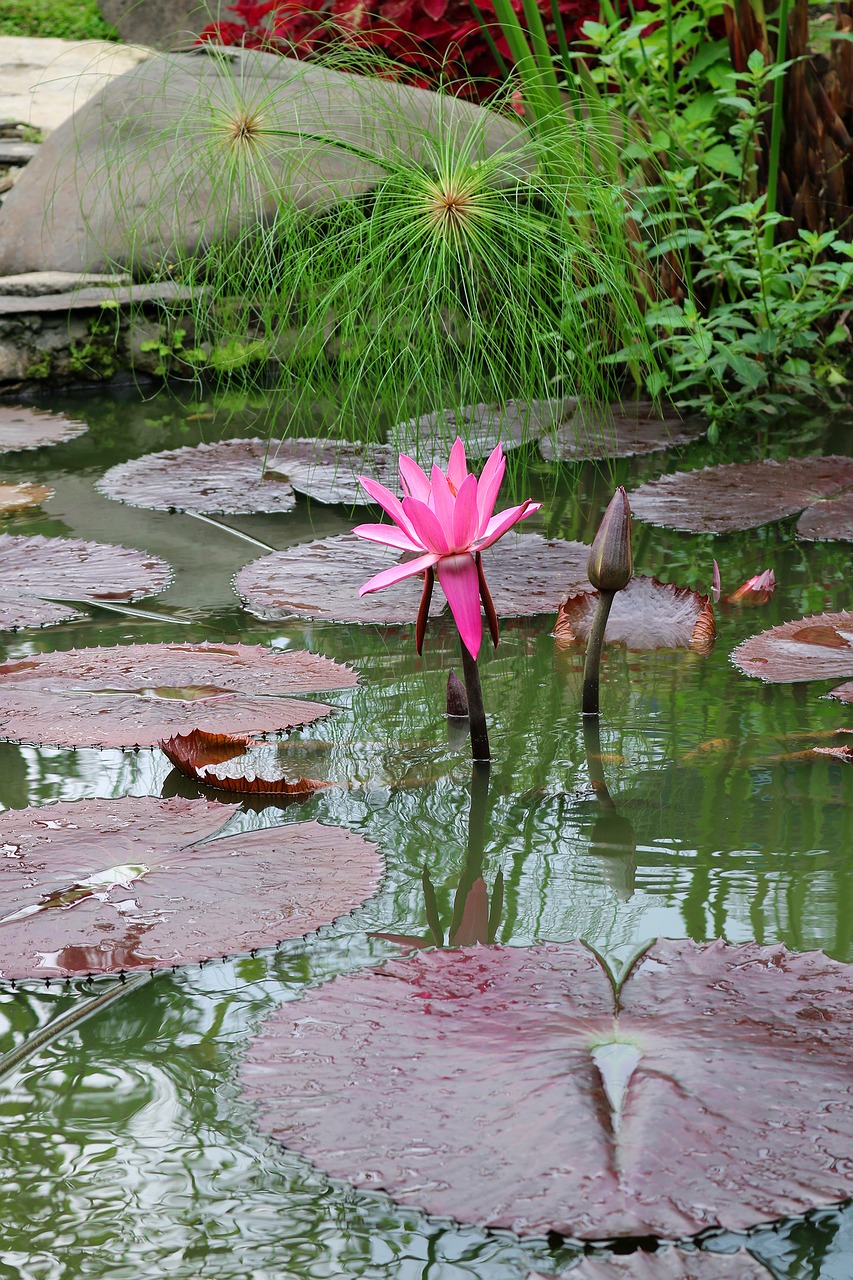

{"left": 0, "top": 47, "right": 528, "bottom": 276}
{"left": 97, "top": 1, "right": 218, "bottom": 49}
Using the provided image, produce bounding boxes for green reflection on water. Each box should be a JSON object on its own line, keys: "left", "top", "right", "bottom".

{"left": 0, "top": 389, "right": 850, "bottom": 1277}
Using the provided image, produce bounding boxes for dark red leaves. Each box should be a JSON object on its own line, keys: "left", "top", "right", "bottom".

{"left": 161, "top": 728, "right": 329, "bottom": 796}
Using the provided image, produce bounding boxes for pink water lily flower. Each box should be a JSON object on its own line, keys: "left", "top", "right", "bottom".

{"left": 353, "top": 438, "right": 540, "bottom": 659}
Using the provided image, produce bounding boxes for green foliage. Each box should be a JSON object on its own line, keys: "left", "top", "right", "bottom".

{"left": 0, "top": 0, "right": 118, "bottom": 39}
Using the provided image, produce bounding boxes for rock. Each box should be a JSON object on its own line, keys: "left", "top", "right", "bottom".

{"left": 97, "top": 0, "right": 216, "bottom": 49}
{"left": 0, "top": 47, "right": 527, "bottom": 276}
{"left": 0, "top": 37, "right": 149, "bottom": 135}
{"left": 0, "top": 271, "right": 130, "bottom": 296}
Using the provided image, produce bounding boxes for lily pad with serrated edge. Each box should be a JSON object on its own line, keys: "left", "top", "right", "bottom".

{"left": 0, "top": 796, "right": 381, "bottom": 979}
{"left": 241, "top": 939, "right": 853, "bottom": 1240}
{"left": 796, "top": 490, "right": 853, "bottom": 541}
{"left": 160, "top": 728, "right": 328, "bottom": 796}
{"left": 554, "top": 576, "right": 716, "bottom": 654}
{"left": 0, "top": 482, "right": 53, "bottom": 515}
{"left": 236, "top": 532, "right": 591, "bottom": 625}
{"left": 389, "top": 397, "right": 568, "bottom": 461}
{"left": 731, "top": 610, "right": 853, "bottom": 703}
{"left": 0, "top": 641, "right": 356, "bottom": 748}
{"left": 538, "top": 400, "right": 705, "bottom": 463}
{"left": 0, "top": 533, "right": 172, "bottom": 631}
{"left": 528, "top": 1247, "right": 772, "bottom": 1279}
{"left": 0, "top": 405, "right": 88, "bottom": 453}
{"left": 629, "top": 456, "right": 853, "bottom": 534}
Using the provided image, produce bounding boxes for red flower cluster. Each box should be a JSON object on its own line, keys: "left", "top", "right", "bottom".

{"left": 197, "top": 0, "right": 594, "bottom": 95}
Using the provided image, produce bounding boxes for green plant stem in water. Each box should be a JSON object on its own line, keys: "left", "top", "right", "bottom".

{"left": 460, "top": 643, "right": 490, "bottom": 760}
{"left": 582, "top": 716, "right": 617, "bottom": 809}
{"left": 582, "top": 588, "right": 616, "bottom": 717}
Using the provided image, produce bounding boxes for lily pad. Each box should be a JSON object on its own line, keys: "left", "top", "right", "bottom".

{"left": 237, "top": 532, "right": 591, "bottom": 625}
{"left": 0, "top": 642, "right": 355, "bottom": 748}
{"left": 0, "top": 482, "right": 53, "bottom": 514}
{"left": 538, "top": 401, "right": 705, "bottom": 463}
{"left": 554, "top": 577, "right": 715, "bottom": 653}
{"left": 731, "top": 610, "right": 853, "bottom": 703}
{"left": 0, "top": 533, "right": 172, "bottom": 631}
{"left": 241, "top": 939, "right": 853, "bottom": 1239}
{"left": 0, "top": 796, "right": 381, "bottom": 979}
{"left": 160, "top": 728, "right": 328, "bottom": 796}
{"left": 629, "top": 456, "right": 853, "bottom": 534}
{"left": 283, "top": 440, "right": 400, "bottom": 506}
{"left": 97, "top": 439, "right": 298, "bottom": 514}
{"left": 796, "top": 491, "right": 853, "bottom": 541}
{"left": 0, "top": 405, "right": 88, "bottom": 452}
{"left": 725, "top": 569, "right": 776, "bottom": 607}
{"left": 389, "top": 397, "right": 566, "bottom": 460}
{"left": 530, "top": 1248, "right": 772, "bottom": 1279}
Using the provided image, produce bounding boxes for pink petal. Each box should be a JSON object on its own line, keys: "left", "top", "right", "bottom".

{"left": 358, "top": 476, "right": 421, "bottom": 546}
{"left": 447, "top": 438, "right": 468, "bottom": 492}
{"left": 452, "top": 473, "right": 480, "bottom": 549}
{"left": 475, "top": 500, "right": 541, "bottom": 551}
{"left": 437, "top": 552, "right": 482, "bottom": 659}
{"left": 359, "top": 551, "right": 440, "bottom": 596}
{"left": 475, "top": 443, "right": 506, "bottom": 536}
{"left": 398, "top": 455, "right": 431, "bottom": 503}
{"left": 403, "top": 496, "right": 451, "bottom": 554}
{"left": 430, "top": 465, "right": 456, "bottom": 537}
{"left": 352, "top": 522, "right": 422, "bottom": 552}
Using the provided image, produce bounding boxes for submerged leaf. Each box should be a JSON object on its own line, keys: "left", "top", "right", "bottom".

{"left": 731, "top": 610, "right": 853, "bottom": 703}
{"left": 0, "top": 642, "right": 355, "bottom": 748}
{"left": 0, "top": 405, "right": 88, "bottom": 452}
{"left": 160, "top": 728, "right": 328, "bottom": 796}
{"left": 629, "top": 456, "right": 853, "bottom": 534}
{"left": 555, "top": 576, "right": 715, "bottom": 653}
{"left": 0, "top": 534, "right": 172, "bottom": 631}
{"left": 538, "top": 400, "right": 705, "bottom": 463}
{"left": 241, "top": 939, "right": 853, "bottom": 1239}
{"left": 0, "top": 796, "right": 381, "bottom": 978}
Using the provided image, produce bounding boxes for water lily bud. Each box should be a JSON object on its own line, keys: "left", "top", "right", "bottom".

{"left": 588, "top": 487, "right": 633, "bottom": 592}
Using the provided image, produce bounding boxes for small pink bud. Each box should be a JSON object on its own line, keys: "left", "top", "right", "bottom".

{"left": 588, "top": 487, "right": 633, "bottom": 593}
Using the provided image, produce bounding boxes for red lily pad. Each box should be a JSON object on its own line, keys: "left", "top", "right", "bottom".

{"left": 0, "top": 796, "right": 381, "bottom": 979}
{"left": 237, "top": 532, "right": 591, "bottom": 625}
{"left": 241, "top": 939, "right": 853, "bottom": 1239}
{"left": 283, "top": 440, "right": 401, "bottom": 506}
{"left": 0, "top": 642, "right": 355, "bottom": 748}
{"left": 629, "top": 456, "right": 853, "bottom": 533}
{"left": 538, "top": 401, "right": 705, "bottom": 463}
{"left": 0, "top": 405, "right": 88, "bottom": 452}
{"left": 0, "top": 482, "right": 53, "bottom": 514}
{"left": 97, "top": 439, "right": 298, "bottom": 514}
{"left": 796, "top": 491, "right": 853, "bottom": 541}
{"left": 160, "top": 728, "right": 328, "bottom": 796}
{"left": 0, "top": 533, "right": 172, "bottom": 631}
{"left": 554, "top": 577, "right": 716, "bottom": 653}
{"left": 389, "top": 397, "right": 566, "bottom": 460}
{"left": 530, "top": 1248, "right": 772, "bottom": 1279}
{"left": 731, "top": 610, "right": 853, "bottom": 703}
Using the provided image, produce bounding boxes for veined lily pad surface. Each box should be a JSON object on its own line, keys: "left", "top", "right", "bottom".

{"left": 160, "top": 728, "right": 328, "bottom": 796}
{"left": 0, "top": 405, "right": 88, "bottom": 452}
{"left": 0, "top": 642, "right": 355, "bottom": 747}
{"left": 796, "top": 490, "right": 853, "bottom": 541}
{"left": 0, "top": 797, "right": 381, "bottom": 979}
{"left": 731, "top": 610, "right": 853, "bottom": 703}
{"left": 0, "top": 534, "right": 172, "bottom": 631}
{"left": 237, "top": 532, "right": 591, "bottom": 624}
{"left": 554, "top": 577, "right": 716, "bottom": 653}
{"left": 283, "top": 439, "right": 400, "bottom": 506}
{"left": 240, "top": 938, "right": 853, "bottom": 1240}
{"left": 629, "top": 456, "right": 853, "bottom": 534}
{"left": 389, "top": 397, "right": 566, "bottom": 460}
{"left": 538, "top": 401, "right": 705, "bottom": 463}
{"left": 97, "top": 439, "right": 298, "bottom": 514}
{"left": 0, "top": 481, "right": 53, "bottom": 514}
{"left": 529, "top": 1247, "right": 772, "bottom": 1279}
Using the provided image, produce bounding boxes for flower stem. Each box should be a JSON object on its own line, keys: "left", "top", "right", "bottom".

{"left": 460, "top": 642, "right": 490, "bottom": 761}
{"left": 582, "top": 588, "right": 616, "bottom": 718}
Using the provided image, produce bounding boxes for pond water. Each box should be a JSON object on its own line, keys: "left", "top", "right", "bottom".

{"left": 0, "top": 385, "right": 851, "bottom": 1280}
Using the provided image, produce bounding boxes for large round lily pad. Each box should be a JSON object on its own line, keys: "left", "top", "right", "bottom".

{"left": 241, "top": 939, "right": 853, "bottom": 1239}
{"left": 389, "top": 397, "right": 567, "bottom": 460}
{"left": 0, "top": 642, "right": 355, "bottom": 748}
{"left": 538, "top": 401, "right": 705, "bottom": 463}
{"left": 731, "top": 610, "right": 853, "bottom": 703}
{"left": 0, "top": 796, "right": 381, "bottom": 979}
{"left": 530, "top": 1249, "right": 772, "bottom": 1279}
{"left": 796, "top": 491, "right": 853, "bottom": 541}
{"left": 554, "top": 577, "right": 715, "bottom": 653}
{"left": 0, "top": 482, "right": 53, "bottom": 514}
{"left": 237, "top": 532, "right": 591, "bottom": 625}
{"left": 97, "top": 439, "right": 298, "bottom": 514}
{"left": 283, "top": 440, "right": 400, "bottom": 506}
{"left": 629, "top": 456, "right": 853, "bottom": 534}
{"left": 0, "top": 405, "right": 88, "bottom": 453}
{"left": 0, "top": 534, "right": 172, "bottom": 631}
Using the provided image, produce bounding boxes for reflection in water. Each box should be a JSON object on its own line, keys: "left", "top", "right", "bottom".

{"left": 583, "top": 718, "right": 637, "bottom": 902}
